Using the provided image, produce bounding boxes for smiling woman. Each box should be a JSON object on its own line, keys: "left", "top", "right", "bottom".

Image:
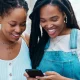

{"left": 1, "top": 8, "right": 27, "bottom": 41}
{"left": 0, "top": 0, "right": 31, "bottom": 80}
{"left": 24, "top": 0, "right": 80, "bottom": 80}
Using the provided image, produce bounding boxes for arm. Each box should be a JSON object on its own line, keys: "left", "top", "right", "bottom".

{"left": 21, "top": 34, "right": 30, "bottom": 47}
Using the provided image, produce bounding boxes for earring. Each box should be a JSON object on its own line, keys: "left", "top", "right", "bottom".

{"left": 64, "top": 16, "right": 67, "bottom": 23}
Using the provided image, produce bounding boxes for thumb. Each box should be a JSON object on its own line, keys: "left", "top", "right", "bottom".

{"left": 24, "top": 72, "right": 29, "bottom": 78}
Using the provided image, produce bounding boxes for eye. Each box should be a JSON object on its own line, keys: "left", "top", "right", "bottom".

{"left": 40, "top": 19, "right": 46, "bottom": 23}
{"left": 51, "top": 17, "right": 58, "bottom": 22}
{"left": 20, "top": 23, "right": 26, "bottom": 27}
{"left": 9, "top": 23, "right": 16, "bottom": 27}
{"left": 40, "top": 18, "right": 46, "bottom": 23}
{"left": 8, "top": 22, "right": 17, "bottom": 27}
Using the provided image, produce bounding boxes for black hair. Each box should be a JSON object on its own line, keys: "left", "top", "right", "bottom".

{"left": 29, "top": 0, "right": 79, "bottom": 69}
{"left": 0, "top": 0, "right": 29, "bottom": 17}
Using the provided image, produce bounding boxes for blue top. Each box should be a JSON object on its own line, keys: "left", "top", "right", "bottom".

{"left": 37, "top": 29, "right": 80, "bottom": 80}
{"left": 0, "top": 39, "right": 31, "bottom": 80}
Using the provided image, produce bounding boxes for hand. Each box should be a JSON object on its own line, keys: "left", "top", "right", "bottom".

{"left": 36, "top": 71, "right": 72, "bottom": 80}
{"left": 24, "top": 72, "right": 37, "bottom": 80}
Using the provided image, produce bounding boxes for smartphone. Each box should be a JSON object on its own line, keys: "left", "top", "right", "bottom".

{"left": 25, "top": 69, "right": 44, "bottom": 78}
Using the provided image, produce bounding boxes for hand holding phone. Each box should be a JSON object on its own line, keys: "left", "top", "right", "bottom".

{"left": 25, "top": 69, "right": 44, "bottom": 78}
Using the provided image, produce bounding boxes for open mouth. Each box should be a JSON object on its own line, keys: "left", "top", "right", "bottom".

{"left": 12, "top": 34, "right": 21, "bottom": 39}
{"left": 47, "top": 29, "right": 56, "bottom": 35}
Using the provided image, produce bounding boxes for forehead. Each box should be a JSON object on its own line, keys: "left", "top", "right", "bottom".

{"left": 40, "top": 4, "right": 62, "bottom": 18}
{"left": 2, "top": 8, "right": 27, "bottom": 22}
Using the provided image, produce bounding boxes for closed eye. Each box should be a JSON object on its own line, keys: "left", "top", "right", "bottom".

{"left": 9, "top": 23, "right": 16, "bottom": 27}
{"left": 20, "top": 22, "right": 26, "bottom": 27}
{"left": 51, "top": 16, "right": 59, "bottom": 22}
{"left": 40, "top": 19, "right": 46, "bottom": 23}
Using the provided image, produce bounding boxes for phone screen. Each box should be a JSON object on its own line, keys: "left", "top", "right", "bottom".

{"left": 25, "top": 69, "right": 44, "bottom": 78}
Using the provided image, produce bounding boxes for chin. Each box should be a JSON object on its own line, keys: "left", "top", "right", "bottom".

{"left": 49, "top": 34, "right": 56, "bottom": 38}
{"left": 10, "top": 39, "right": 19, "bottom": 43}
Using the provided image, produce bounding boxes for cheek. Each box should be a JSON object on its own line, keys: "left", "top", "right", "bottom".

{"left": 40, "top": 23, "right": 46, "bottom": 29}
{"left": 1, "top": 28, "right": 9, "bottom": 37}
{"left": 56, "top": 20, "right": 64, "bottom": 28}
{"left": 22, "top": 27, "right": 26, "bottom": 32}
{"left": 1, "top": 26, "right": 7, "bottom": 33}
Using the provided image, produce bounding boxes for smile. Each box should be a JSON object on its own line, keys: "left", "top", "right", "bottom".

{"left": 47, "top": 29, "right": 56, "bottom": 35}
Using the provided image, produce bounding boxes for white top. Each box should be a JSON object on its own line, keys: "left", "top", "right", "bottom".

{"left": 0, "top": 39, "right": 31, "bottom": 80}
{"left": 47, "top": 30, "right": 80, "bottom": 60}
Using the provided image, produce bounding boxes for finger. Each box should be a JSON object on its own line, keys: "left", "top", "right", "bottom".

{"left": 27, "top": 77, "right": 37, "bottom": 80}
{"left": 36, "top": 75, "right": 54, "bottom": 80}
{"left": 45, "top": 71, "right": 58, "bottom": 76}
{"left": 24, "top": 72, "right": 29, "bottom": 77}
{"left": 24, "top": 73, "right": 37, "bottom": 80}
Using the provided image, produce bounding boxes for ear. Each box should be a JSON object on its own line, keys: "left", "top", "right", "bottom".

{"left": 63, "top": 12, "right": 66, "bottom": 19}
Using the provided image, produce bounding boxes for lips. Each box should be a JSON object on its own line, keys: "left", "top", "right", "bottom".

{"left": 47, "top": 29, "right": 56, "bottom": 35}
{"left": 12, "top": 34, "right": 21, "bottom": 39}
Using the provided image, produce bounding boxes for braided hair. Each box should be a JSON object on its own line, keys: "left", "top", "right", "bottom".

{"left": 0, "top": 0, "right": 28, "bottom": 17}
{"left": 29, "top": 0, "right": 79, "bottom": 69}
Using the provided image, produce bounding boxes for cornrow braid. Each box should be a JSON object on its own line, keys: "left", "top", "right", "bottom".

{"left": 0, "top": 0, "right": 28, "bottom": 17}
{"left": 29, "top": 0, "right": 79, "bottom": 69}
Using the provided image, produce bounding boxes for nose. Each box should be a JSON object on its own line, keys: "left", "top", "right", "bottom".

{"left": 47, "top": 24, "right": 53, "bottom": 28}
{"left": 45, "top": 21, "right": 53, "bottom": 28}
{"left": 15, "top": 26, "right": 21, "bottom": 33}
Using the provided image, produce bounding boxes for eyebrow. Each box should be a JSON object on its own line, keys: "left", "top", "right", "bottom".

{"left": 9, "top": 21, "right": 16, "bottom": 23}
{"left": 50, "top": 16, "right": 58, "bottom": 18}
{"left": 40, "top": 16, "right": 58, "bottom": 19}
{"left": 9, "top": 21, "right": 26, "bottom": 23}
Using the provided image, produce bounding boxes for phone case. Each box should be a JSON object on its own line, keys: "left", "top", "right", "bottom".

{"left": 25, "top": 69, "right": 44, "bottom": 78}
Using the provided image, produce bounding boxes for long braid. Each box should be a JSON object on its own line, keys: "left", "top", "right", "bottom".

{"left": 29, "top": 11, "right": 41, "bottom": 61}
{"left": 29, "top": 0, "right": 50, "bottom": 68}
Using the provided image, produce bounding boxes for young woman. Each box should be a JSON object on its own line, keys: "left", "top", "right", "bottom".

{"left": 0, "top": 0, "right": 31, "bottom": 80}
{"left": 24, "top": 0, "right": 80, "bottom": 80}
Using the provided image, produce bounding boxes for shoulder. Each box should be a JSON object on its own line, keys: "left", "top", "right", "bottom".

{"left": 25, "top": 34, "right": 30, "bottom": 42}
{"left": 21, "top": 34, "right": 30, "bottom": 47}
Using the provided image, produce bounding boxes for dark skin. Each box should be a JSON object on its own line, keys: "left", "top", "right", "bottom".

{"left": 40, "top": 4, "right": 71, "bottom": 38}
{"left": 24, "top": 4, "right": 72, "bottom": 80}
{"left": 0, "top": 8, "right": 28, "bottom": 60}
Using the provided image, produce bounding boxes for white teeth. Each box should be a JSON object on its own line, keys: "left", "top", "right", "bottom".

{"left": 13, "top": 34, "right": 19, "bottom": 37}
{"left": 15, "top": 35, "right": 19, "bottom": 36}
{"left": 48, "top": 29, "right": 56, "bottom": 32}
{"left": 47, "top": 29, "right": 56, "bottom": 34}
